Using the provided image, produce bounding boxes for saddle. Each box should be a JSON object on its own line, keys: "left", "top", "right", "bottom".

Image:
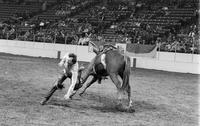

{"left": 99, "top": 44, "right": 117, "bottom": 54}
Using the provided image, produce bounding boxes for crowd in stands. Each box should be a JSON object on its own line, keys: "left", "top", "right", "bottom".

{"left": 55, "top": 1, "right": 91, "bottom": 16}
{"left": 0, "top": 0, "right": 199, "bottom": 54}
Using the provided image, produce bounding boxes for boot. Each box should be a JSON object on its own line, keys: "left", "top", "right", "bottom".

{"left": 40, "top": 86, "right": 57, "bottom": 105}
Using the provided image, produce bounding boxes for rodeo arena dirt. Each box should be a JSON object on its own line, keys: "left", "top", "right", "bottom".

{"left": 0, "top": 52, "right": 199, "bottom": 126}
{"left": 0, "top": 0, "right": 200, "bottom": 126}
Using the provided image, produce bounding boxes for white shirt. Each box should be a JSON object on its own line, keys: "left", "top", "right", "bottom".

{"left": 59, "top": 53, "right": 79, "bottom": 100}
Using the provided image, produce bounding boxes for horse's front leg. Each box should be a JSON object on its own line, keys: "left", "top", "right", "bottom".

{"left": 79, "top": 76, "right": 98, "bottom": 96}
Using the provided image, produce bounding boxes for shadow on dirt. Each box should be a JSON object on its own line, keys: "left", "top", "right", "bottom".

{"left": 45, "top": 92, "right": 158, "bottom": 114}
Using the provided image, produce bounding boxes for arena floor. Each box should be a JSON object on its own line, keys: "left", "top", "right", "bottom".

{"left": 0, "top": 53, "right": 199, "bottom": 126}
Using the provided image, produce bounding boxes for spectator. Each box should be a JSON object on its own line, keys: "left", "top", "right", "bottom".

{"left": 42, "top": 1, "right": 47, "bottom": 11}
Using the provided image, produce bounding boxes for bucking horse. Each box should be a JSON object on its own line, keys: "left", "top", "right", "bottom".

{"left": 76, "top": 42, "right": 134, "bottom": 112}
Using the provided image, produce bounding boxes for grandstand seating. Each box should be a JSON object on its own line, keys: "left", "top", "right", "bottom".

{"left": 0, "top": 0, "right": 199, "bottom": 54}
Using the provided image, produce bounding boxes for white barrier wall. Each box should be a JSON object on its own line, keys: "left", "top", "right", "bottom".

{"left": 135, "top": 57, "right": 200, "bottom": 74}
{"left": 134, "top": 52, "right": 200, "bottom": 74}
{"left": 0, "top": 39, "right": 96, "bottom": 61}
{"left": 0, "top": 39, "right": 199, "bottom": 74}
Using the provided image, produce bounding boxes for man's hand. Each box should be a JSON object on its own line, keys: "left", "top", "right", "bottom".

{"left": 58, "top": 62, "right": 63, "bottom": 67}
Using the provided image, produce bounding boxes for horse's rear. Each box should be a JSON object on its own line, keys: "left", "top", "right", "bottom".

{"left": 105, "top": 50, "right": 133, "bottom": 110}
{"left": 105, "top": 50, "right": 131, "bottom": 88}
{"left": 105, "top": 50, "right": 125, "bottom": 73}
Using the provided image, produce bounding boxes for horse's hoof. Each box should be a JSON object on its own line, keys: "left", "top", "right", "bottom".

{"left": 115, "top": 104, "right": 135, "bottom": 113}
{"left": 126, "top": 107, "right": 135, "bottom": 113}
{"left": 124, "top": 106, "right": 135, "bottom": 113}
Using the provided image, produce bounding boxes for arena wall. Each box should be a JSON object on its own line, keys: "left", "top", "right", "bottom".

{"left": 0, "top": 39, "right": 199, "bottom": 74}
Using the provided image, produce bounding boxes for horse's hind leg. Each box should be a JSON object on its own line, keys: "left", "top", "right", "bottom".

{"left": 109, "top": 73, "right": 123, "bottom": 105}
{"left": 119, "top": 73, "right": 132, "bottom": 108}
{"left": 124, "top": 84, "right": 134, "bottom": 112}
{"left": 126, "top": 84, "right": 133, "bottom": 108}
{"left": 79, "top": 76, "right": 98, "bottom": 96}
{"left": 119, "top": 72, "right": 133, "bottom": 110}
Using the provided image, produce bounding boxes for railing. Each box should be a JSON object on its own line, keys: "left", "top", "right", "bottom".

{"left": 0, "top": 32, "right": 199, "bottom": 55}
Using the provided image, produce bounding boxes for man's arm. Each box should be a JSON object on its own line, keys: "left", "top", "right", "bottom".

{"left": 64, "top": 63, "right": 79, "bottom": 100}
{"left": 58, "top": 53, "right": 69, "bottom": 67}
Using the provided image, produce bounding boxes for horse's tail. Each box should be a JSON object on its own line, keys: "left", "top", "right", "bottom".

{"left": 121, "top": 56, "right": 131, "bottom": 91}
